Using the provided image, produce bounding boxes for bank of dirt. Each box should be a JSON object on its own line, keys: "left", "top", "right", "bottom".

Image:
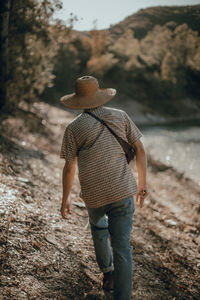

{"left": 0, "top": 101, "right": 199, "bottom": 300}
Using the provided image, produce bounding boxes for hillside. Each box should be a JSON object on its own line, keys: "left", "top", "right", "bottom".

{"left": 110, "top": 5, "right": 200, "bottom": 39}
{"left": 0, "top": 101, "right": 200, "bottom": 299}
{"left": 43, "top": 5, "right": 200, "bottom": 120}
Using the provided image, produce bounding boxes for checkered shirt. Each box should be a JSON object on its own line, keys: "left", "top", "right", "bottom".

{"left": 60, "top": 106, "right": 142, "bottom": 208}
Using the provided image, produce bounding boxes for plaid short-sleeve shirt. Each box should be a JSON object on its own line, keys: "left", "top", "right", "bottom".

{"left": 60, "top": 106, "right": 142, "bottom": 208}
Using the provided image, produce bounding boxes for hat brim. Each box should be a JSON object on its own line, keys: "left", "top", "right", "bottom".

{"left": 60, "top": 88, "right": 116, "bottom": 110}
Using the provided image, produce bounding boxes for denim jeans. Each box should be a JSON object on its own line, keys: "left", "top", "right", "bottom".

{"left": 87, "top": 196, "right": 135, "bottom": 300}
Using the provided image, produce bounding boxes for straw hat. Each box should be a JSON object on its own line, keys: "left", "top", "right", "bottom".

{"left": 60, "top": 76, "right": 116, "bottom": 109}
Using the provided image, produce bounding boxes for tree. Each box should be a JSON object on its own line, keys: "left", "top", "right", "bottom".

{"left": 109, "top": 29, "right": 140, "bottom": 70}
{"left": 81, "top": 30, "right": 118, "bottom": 76}
{"left": 0, "top": 0, "right": 62, "bottom": 110}
{"left": 0, "top": 0, "right": 11, "bottom": 108}
{"left": 161, "top": 24, "right": 200, "bottom": 84}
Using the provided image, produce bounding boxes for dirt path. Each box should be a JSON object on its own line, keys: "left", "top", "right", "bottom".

{"left": 0, "top": 102, "right": 199, "bottom": 299}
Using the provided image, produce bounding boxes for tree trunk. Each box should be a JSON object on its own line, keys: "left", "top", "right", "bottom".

{"left": 0, "top": 0, "right": 11, "bottom": 109}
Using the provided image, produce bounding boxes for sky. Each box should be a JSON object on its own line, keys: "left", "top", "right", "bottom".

{"left": 53, "top": 0, "right": 200, "bottom": 31}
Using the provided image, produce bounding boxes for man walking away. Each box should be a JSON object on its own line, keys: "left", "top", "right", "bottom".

{"left": 60, "top": 76, "right": 148, "bottom": 300}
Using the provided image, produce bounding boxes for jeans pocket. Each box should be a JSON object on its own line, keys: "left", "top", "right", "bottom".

{"left": 126, "top": 197, "right": 135, "bottom": 214}
{"left": 107, "top": 197, "right": 134, "bottom": 217}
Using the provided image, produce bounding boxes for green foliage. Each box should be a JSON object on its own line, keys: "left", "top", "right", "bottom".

{"left": 42, "top": 35, "right": 91, "bottom": 103}
{"left": 81, "top": 22, "right": 200, "bottom": 115}
{"left": 1, "top": 0, "right": 63, "bottom": 108}
{"left": 41, "top": 5, "right": 200, "bottom": 116}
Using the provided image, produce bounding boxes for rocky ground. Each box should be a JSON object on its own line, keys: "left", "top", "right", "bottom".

{"left": 0, "top": 101, "right": 199, "bottom": 300}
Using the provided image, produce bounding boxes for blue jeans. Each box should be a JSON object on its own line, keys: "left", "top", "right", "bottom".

{"left": 87, "top": 196, "right": 135, "bottom": 300}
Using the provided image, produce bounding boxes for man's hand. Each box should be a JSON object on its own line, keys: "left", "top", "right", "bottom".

{"left": 60, "top": 159, "right": 77, "bottom": 219}
{"left": 133, "top": 139, "right": 148, "bottom": 208}
{"left": 60, "top": 199, "right": 71, "bottom": 219}
{"left": 136, "top": 186, "right": 148, "bottom": 208}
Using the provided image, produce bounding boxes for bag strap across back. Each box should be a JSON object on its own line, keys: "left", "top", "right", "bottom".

{"left": 84, "top": 110, "right": 136, "bottom": 164}
{"left": 84, "top": 110, "right": 122, "bottom": 144}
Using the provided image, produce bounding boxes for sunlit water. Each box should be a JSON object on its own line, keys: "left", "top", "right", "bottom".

{"left": 141, "top": 124, "right": 200, "bottom": 186}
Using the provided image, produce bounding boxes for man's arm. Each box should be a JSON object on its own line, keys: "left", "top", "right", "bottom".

{"left": 133, "top": 139, "right": 148, "bottom": 208}
{"left": 60, "top": 158, "right": 77, "bottom": 218}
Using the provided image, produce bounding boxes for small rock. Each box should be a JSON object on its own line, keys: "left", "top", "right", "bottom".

{"left": 165, "top": 219, "right": 177, "bottom": 226}
{"left": 45, "top": 234, "right": 57, "bottom": 245}
{"left": 17, "top": 177, "right": 29, "bottom": 183}
{"left": 24, "top": 196, "right": 33, "bottom": 204}
{"left": 15, "top": 159, "right": 23, "bottom": 166}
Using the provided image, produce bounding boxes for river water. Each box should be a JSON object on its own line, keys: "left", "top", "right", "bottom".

{"left": 141, "top": 123, "right": 200, "bottom": 186}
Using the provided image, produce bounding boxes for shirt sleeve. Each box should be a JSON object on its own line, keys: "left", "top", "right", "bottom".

{"left": 123, "top": 112, "right": 143, "bottom": 145}
{"left": 60, "top": 125, "right": 78, "bottom": 163}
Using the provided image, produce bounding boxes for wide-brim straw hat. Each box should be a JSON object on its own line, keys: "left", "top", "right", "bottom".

{"left": 60, "top": 76, "right": 116, "bottom": 110}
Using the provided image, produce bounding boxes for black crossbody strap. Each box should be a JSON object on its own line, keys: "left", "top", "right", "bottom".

{"left": 84, "top": 110, "right": 136, "bottom": 164}
{"left": 84, "top": 111, "right": 122, "bottom": 143}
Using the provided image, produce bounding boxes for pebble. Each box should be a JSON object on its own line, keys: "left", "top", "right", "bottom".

{"left": 165, "top": 219, "right": 177, "bottom": 226}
